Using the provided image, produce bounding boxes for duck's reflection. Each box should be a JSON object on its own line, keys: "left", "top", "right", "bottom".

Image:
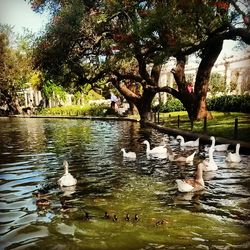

{"left": 60, "top": 185, "right": 76, "bottom": 197}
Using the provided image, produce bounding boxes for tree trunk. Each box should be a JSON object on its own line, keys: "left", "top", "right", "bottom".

{"left": 135, "top": 89, "right": 155, "bottom": 123}
{"left": 194, "top": 40, "right": 223, "bottom": 119}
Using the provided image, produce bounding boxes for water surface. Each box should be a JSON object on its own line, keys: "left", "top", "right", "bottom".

{"left": 0, "top": 117, "right": 249, "bottom": 249}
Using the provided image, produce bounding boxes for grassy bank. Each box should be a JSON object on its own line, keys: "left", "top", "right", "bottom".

{"left": 156, "top": 111, "right": 250, "bottom": 142}
{"left": 38, "top": 106, "right": 249, "bottom": 142}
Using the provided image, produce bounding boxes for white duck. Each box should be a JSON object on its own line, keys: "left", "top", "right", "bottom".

{"left": 176, "top": 135, "right": 199, "bottom": 147}
{"left": 121, "top": 148, "right": 136, "bottom": 159}
{"left": 226, "top": 143, "right": 241, "bottom": 163}
{"left": 58, "top": 160, "right": 77, "bottom": 187}
{"left": 142, "top": 140, "right": 168, "bottom": 158}
{"left": 205, "top": 136, "right": 230, "bottom": 152}
{"left": 176, "top": 163, "right": 205, "bottom": 192}
{"left": 201, "top": 147, "right": 218, "bottom": 171}
{"left": 167, "top": 146, "right": 196, "bottom": 163}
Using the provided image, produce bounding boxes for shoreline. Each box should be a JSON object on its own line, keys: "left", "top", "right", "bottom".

{"left": 3, "top": 115, "right": 250, "bottom": 154}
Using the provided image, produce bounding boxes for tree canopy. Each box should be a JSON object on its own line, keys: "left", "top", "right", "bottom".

{"left": 0, "top": 25, "right": 36, "bottom": 113}
{"left": 31, "top": 0, "right": 250, "bottom": 121}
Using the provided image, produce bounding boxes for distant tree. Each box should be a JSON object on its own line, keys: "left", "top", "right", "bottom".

{"left": 209, "top": 73, "right": 225, "bottom": 96}
{"left": 31, "top": 0, "right": 250, "bottom": 122}
{"left": 0, "top": 25, "right": 35, "bottom": 114}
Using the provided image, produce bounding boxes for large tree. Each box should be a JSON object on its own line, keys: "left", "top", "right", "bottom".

{"left": 31, "top": 0, "right": 250, "bottom": 122}
{"left": 0, "top": 25, "right": 35, "bottom": 114}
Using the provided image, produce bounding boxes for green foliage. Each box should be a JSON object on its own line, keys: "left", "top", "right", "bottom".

{"left": 209, "top": 73, "right": 225, "bottom": 96}
{"left": 153, "top": 98, "right": 185, "bottom": 113}
{"left": 42, "top": 80, "right": 66, "bottom": 102}
{"left": 207, "top": 95, "right": 250, "bottom": 113}
{"left": 39, "top": 104, "right": 109, "bottom": 116}
{"left": 0, "top": 24, "right": 35, "bottom": 109}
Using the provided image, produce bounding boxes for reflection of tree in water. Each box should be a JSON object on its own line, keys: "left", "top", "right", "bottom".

{"left": 43, "top": 119, "right": 92, "bottom": 157}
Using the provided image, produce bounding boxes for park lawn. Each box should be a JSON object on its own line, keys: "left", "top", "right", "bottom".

{"left": 158, "top": 111, "right": 250, "bottom": 142}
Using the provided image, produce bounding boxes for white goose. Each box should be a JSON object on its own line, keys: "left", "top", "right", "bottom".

{"left": 202, "top": 147, "right": 218, "bottom": 171}
{"left": 142, "top": 140, "right": 168, "bottom": 158}
{"left": 205, "top": 136, "right": 230, "bottom": 152}
{"left": 176, "top": 163, "right": 205, "bottom": 192}
{"left": 176, "top": 135, "right": 199, "bottom": 147}
{"left": 58, "top": 160, "right": 77, "bottom": 187}
{"left": 121, "top": 148, "right": 136, "bottom": 159}
{"left": 226, "top": 143, "right": 241, "bottom": 163}
{"left": 167, "top": 146, "right": 196, "bottom": 163}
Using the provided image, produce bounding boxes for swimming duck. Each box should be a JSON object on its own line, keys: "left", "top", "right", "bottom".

{"left": 205, "top": 136, "right": 230, "bottom": 152}
{"left": 226, "top": 143, "right": 241, "bottom": 163}
{"left": 167, "top": 146, "right": 196, "bottom": 163}
{"left": 175, "top": 163, "right": 205, "bottom": 192}
{"left": 121, "top": 148, "right": 136, "bottom": 159}
{"left": 35, "top": 193, "right": 50, "bottom": 206}
{"left": 169, "top": 136, "right": 180, "bottom": 146}
{"left": 84, "top": 212, "right": 90, "bottom": 220}
{"left": 58, "top": 160, "right": 77, "bottom": 187}
{"left": 134, "top": 214, "right": 139, "bottom": 221}
{"left": 176, "top": 135, "right": 199, "bottom": 147}
{"left": 142, "top": 140, "right": 168, "bottom": 158}
{"left": 202, "top": 147, "right": 218, "bottom": 171}
{"left": 125, "top": 213, "right": 130, "bottom": 221}
{"left": 155, "top": 219, "right": 168, "bottom": 226}
{"left": 60, "top": 197, "right": 77, "bottom": 212}
{"left": 104, "top": 212, "right": 110, "bottom": 219}
{"left": 113, "top": 214, "right": 118, "bottom": 222}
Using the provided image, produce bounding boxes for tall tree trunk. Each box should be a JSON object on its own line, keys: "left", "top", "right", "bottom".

{"left": 135, "top": 89, "right": 155, "bottom": 123}
{"left": 194, "top": 40, "right": 223, "bottom": 119}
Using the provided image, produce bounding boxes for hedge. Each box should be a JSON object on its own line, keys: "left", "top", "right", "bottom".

{"left": 153, "top": 95, "right": 250, "bottom": 113}
{"left": 206, "top": 95, "right": 250, "bottom": 113}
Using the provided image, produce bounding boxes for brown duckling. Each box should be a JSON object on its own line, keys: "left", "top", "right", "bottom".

{"left": 155, "top": 219, "right": 168, "bottom": 226}
{"left": 104, "top": 211, "right": 110, "bottom": 219}
{"left": 134, "top": 214, "right": 139, "bottom": 222}
{"left": 84, "top": 212, "right": 90, "bottom": 220}
{"left": 35, "top": 193, "right": 50, "bottom": 206}
{"left": 60, "top": 198, "right": 76, "bottom": 212}
{"left": 125, "top": 213, "right": 130, "bottom": 221}
{"left": 113, "top": 214, "right": 118, "bottom": 222}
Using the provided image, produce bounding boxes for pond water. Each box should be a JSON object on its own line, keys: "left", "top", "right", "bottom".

{"left": 0, "top": 117, "right": 250, "bottom": 250}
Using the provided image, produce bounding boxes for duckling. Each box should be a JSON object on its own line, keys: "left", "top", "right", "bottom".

{"left": 60, "top": 198, "right": 76, "bottom": 212}
{"left": 34, "top": 193, "right": 50, "bottom": 206}
{"left": 155, "top": 219, "right": 168, "bottom": 226}
{"left": 134, "top": 214, "right": 139, "bottom": 222}
{"left": 104, "top": 211, "right": 110, "bottom": 219}
{"left": 113, "top": 214, "right": 118, "bottom": 222}
{"left": 125, "top": 213, "right": 130, "bottom": 221}
{"left": 84, "top": 212, "right": 90, "bottom": 220}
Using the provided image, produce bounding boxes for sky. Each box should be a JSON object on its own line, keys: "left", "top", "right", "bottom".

{"left": 0, "top": 0, "right": 247, "bottom": 62}
{"left": 0, "top": 0, "right": 50, "bottom": 34}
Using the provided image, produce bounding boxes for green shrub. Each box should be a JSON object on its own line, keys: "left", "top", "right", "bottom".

{"left": 153, "top": 99, "right": 185, "bottom": 113}
{"left": 207, "top": 95, "right": 250, "bottom": 113}
{"left": 38, "top": 104, "right": 109, "bottom": 116}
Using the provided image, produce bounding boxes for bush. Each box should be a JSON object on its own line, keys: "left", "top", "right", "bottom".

{"left": 153, "top": 99, "right": 185, "bottom": 113}
{"left": 39, "top": 104, "right": 109, "bottom": 116}
{"left": 207, "top": 95, "right": 250, "bottom": 113}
